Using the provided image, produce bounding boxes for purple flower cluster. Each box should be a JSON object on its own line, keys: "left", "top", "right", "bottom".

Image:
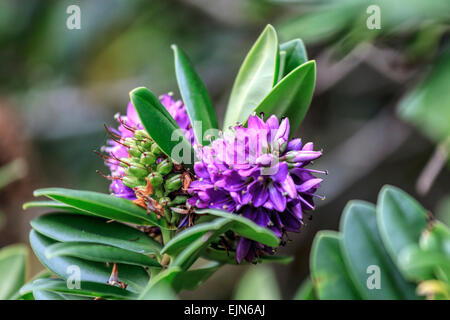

{"left": 188, "top": 115, "right": 325, "bottom": 263}
{"left": 103, "top": 94, "right": 193, "bottom": 199}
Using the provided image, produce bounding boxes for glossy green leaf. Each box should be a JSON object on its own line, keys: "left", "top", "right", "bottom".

{"left": 377, "top": 185, "right": 428, "bottom": 265}
{"left": 29, "top": 230, "right": 149, "bottom": 293}
{"left": 31, "top": 213, "right": 161, "bottom": 255}
{"left": 0, "top": 244, "right": 28, "bottom": 300}
{"left": 45, "top": 242, "right": 162, "bottom": 268}
{"left": 173, "top": 261, "right": 221, "bottom": 292}
{"left": 279, "top": 39, "right": 308, "bottom": 78}
{"left": 202, "top": 247, "right": 292, "bottom": 265}
{"left": 23, "top": 200, "right": 93, "bottom": 216}
{"left": 162, "top": 219, "right": 233, "bottom": 256}
{"left": 33, "top": 289, "right": 89, "bottom": 300}
{"left": 223, "top": 25, "right": 279, "bottom": 128}
{"left": 310, "top": 231, "right": 360, "bottom": 300}
{"left": 233, "top": 265, "right": 280, "bottom": 300}
{"left": 172, "top": 218, "right": 233, "bottom": 270}
{"left": 293, "top": 277, "right": 315, "bottom": 300}
{"left": 196, "top": 209, "right": 280, "bottom": 247}
{"left": 26, "top": 278, "right": 136, "bottom": 300}
{"left": 172, "top": 44, "right": 218, "bottom": 145}
{"left": 251, "top": 60, "right": 316, "bottom": 134}
{"left": 130, "top": 87, "right": 194, "bottom": 169}
{"left": 34, "top": 188, "right": 167, "bottom": 228}
{"left": 138, "top": 267, "right": 181, "bottom": 300}
{"left": 340, "top": 201, "right": 419, "bottom": 300}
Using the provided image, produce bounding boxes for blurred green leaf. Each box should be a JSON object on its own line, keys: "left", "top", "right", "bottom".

{"left": 34, "top": 188, "right": 167, "bottom": 228}
{"left": 251, "top": 60, "right": 316, "bottom": 134}
{"left": 420, "top": 221, "right": 450, "bottom": 256}
{"left": 279, "top": 39, "right": 308, "bottom": 77}
{"left": 130, "top": 87, "right": 194, "bottom": 169}
{"left": 138, "top": 267, "right": 180, "bottom": 300}
{"left": 398, "top": 49, "right": 450, "bottom": 144}
{"left": 340, "top": 201, "right": 418, "bottom": 299}
{"left": 310, "top": 231, "right": 360, "bottom": 300}
{"left": 377, "top": 185, "right": 428, "bottom": 265}
{"left": 233, "top": 265, "right": 280, "bottom": 300}
{"left": 0, "top": 158, "right": 27, "bottom": 190}
{"left": 29, "top": 230, "right": 149, "bottom": 293}
{"left": 0, "top": 244, "right": 27, "bottom": 300}
{"left": 173, "top": 261, "right": 221, "bottom": 292}
{"left": 196, "top": 209, "right": 280, "bottom": 247}
{"left": 172, "top": 45, "right": 218, "bottom": 144}
{"left": 202, "top": 247, "right": 293, "bottom": 265}
{"left": 45, "top": 242, "right": 162, "bottom": 269}
{"left": 293, "top": 277, "right": 315, "bottom": 300}
{"left": 31, "top": 213, "right": 161, "bottom": 255}
{"left": 224, "top": 25, "right": 279, "bottom": 128}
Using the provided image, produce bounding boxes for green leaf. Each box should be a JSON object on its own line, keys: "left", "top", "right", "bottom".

{"left": 340, "top": 201, "right": 419, "bottom": 300}
{"left": 33, "top": 289, "right": 90, "bottom": 300}
{"left": 172, "top": 261, "right": 221, "bottom": 292}
{"left": 31, "top": 213, "right": 161, "bottom": 255}
{"left": 34, "top": 187, "right": 167, "bottom": 228}
{"left": 202, "top": 247, "right": 292, "bottom": 265}
{"left": 310, "top": 231, "right": 360, "bottom": 300}
{"left": 251, "top": 60, "right": 316, "bottom": 134}
{"left": 23, "top": 200, "right": 93, "bottom": 216}
{"left": 0, "top": 158, "right": 27, "bottom": 190}
{"left": 130, "top": 87, "right": 194, "bottom": 169}
{"left": 196, "top": 209, "right": 280, "bottom": 247}
{"left": 377, "top": 185, "right": 428, "bottom": 266}
{"left": 161, "top": 219, "right": 234, "bottom": 256}
{"left": 398, "top": 245, "right": 450, "bottom": 282}
{"left": 223, "top": 25, "right": 279, "bottom": 128}
{"left": 293, "top": 277, "right": 315, "bottom": 300}
{"left": 398, "top": 49, "right": 450, "bottom": 144}
{"left": 138, "top": 267, "right": 180, "bottom": 300}
{"left": 29, "top": 230, "right": 149, "bottom": 293}
{"left": 172, "top": 44, "right": 218, "bottom": 145}
{"left": 279, "top": 39, "right": 308, "bottom": 78}
{"left": 26, "top": 278, "right": 136, "bottom": 300}
{"left": 45, "top": 242, "right": 162, "bottom": 268}
{"left": 0, "top": 244, "right": 28, "bottom": 300}
{"left": 233, "top": 265, "right": 280, "bottom": 300}
{"left": 171, "top": 218, "right": 233, "bottom": 270}
{"left": 420, "top": 221, "right": 450, "bottom": 256}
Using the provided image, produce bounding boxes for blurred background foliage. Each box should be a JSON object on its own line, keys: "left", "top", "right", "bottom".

{"left": 0, "top": 0, "right": 449, "bottom": 299}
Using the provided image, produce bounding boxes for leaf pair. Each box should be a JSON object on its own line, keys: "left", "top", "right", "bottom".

{"left": 224, "top": 25, "right": 316, "bottom": 135}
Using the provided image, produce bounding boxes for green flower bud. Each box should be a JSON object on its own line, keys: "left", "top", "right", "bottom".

{"left": 127, "top": 165, "right": 148, "bottom": 178}
{"left": 169, "top": 195, "right": 188, "bottom": 206}
{"left": 157, "top": 158, "right": 173, "bottom": 175}
{"left": 122, "top": 176, "right": 145, "bottom": 189}
{"left": 128, "top": 147, "right": 142, "bottom": 158}
{"left": 140, "top": 152, "right": 156, "bottom": 166}
{"left": 165, "top": 174, "right": 182, "bottom": 193}
{"left": 151, "top": 143, "right": 163, "bottom": 156}
{"left": 134, "top": 130, "right": 150, "bottom": 140}
{"left": 148, "top": 172, "right": 163, "bottom": 187}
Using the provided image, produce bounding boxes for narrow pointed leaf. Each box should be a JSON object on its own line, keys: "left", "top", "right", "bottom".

{"left": 23, "top": 200, "right": 92, "bottom": 216}
{"left": 27, "top": 278, "right": 136, "bottom": 300}
{"left": 31, "top": 213, "right": 161, "bottom": 255}
{"left": 45, "top": 242, "right": 162, "bottom": 268}
{"left": 252, "top": 60, "right": 316, "bottom": 134}
{"left": 130, "top": 87, "right": 194, "bottom": 169}
{"left": 172, "top": 261, "right": 221, "bottom": 292}
{"left": 340, "top": 201, "right": 419, "bottom": 300}
{"left": 224, "top": 25, "right": 279, "bottom": 128}
{"left": 310, "top": 231, "right": 360, "bottom": 300}
{"left": 202, "top": 247, "right": 292, "bottom": 265}
{"left": 172, "top": 45, "right": 218, "bottom": 145}
{"left": 29, "top": 230, "right": 149, "bottom": 293}
{"left": 34, "top": 188, "right": 168, "bottom": 228}
{"left": 196, "top": 209, "right": 280, "bottom": 247}
{"left": 0, "top": 244, "right": 28, "bottom": 299}
{"left": 377, "top": 185, "right": 428, "bottom": 265}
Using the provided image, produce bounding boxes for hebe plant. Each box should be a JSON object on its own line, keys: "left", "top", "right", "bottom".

{"left": 12, "top": 25, "right": 324, "bottom": 300}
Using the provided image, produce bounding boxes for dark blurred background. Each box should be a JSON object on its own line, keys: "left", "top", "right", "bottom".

{"left": 0, "top": 0, "right": 449, "bottom": 299}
